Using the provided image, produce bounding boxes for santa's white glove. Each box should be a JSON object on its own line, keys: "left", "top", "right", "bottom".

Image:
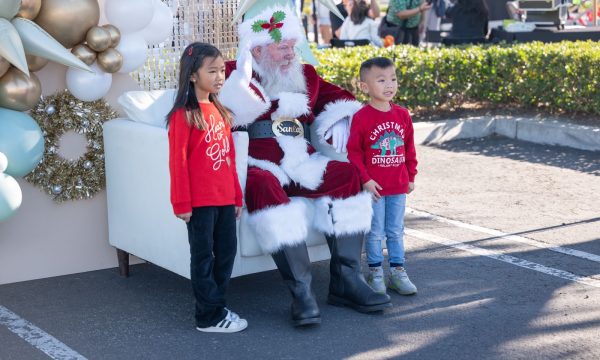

{"left": 323, "top": 116, "right": 350, "bottom": 153}
{"left": 236, "top": 42, "right": 253, "bottom": 85}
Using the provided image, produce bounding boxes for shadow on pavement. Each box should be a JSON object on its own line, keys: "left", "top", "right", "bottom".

{"left": 428, "top": 135, "right": 600, "bottom": 176}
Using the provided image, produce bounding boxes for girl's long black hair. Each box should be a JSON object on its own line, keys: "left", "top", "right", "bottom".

{"left": 165, "top": 42, "right": 232, "bottom": 129}
{"left": 350, "top": 0, "right": 370, "bottom": 25}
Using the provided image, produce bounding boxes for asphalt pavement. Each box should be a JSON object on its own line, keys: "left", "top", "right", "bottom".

{"left": 1, "top": 135, "right": 599, "bottom": 360}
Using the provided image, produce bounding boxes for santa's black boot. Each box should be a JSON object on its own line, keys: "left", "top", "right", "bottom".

{"left": 326, "top": 233, "right": 391, "bottom": 313}
{"left": 271, "top": 243, "right": 321, "bottom": 326}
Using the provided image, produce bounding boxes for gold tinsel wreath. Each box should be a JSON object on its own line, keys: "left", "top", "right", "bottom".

{"left": 25, "top": 90, "right": 118, "bottom": 202}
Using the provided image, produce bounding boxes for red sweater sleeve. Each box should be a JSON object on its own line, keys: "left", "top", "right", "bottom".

{"left": 347, "top": 112, "right": 372, "bottom": 184}
{"left": 404, "top": 114, "right": 418, "bottom": 182}
{"left": 228, "top": 131, "right": 244, "bottom": 207}
{"left": 168, "top": 110, "right": 192, "bottom": 215}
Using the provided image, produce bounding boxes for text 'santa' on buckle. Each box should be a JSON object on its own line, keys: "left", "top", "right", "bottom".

{"left": 272, "top": 117, "right": 304, "bottom": 138}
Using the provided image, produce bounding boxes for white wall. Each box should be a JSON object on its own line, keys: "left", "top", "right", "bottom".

{"left": 0, "top": 1, "right": 144, "bottom": 284}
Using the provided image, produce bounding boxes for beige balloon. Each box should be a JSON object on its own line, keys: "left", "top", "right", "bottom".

{"left": 0, "top": 67, "right": 42, "bottom": 111}
{"left": 71, "top": 44, "right": 96, "bottom": 66}
{"left": 97, "top": 48, "right": 123, "bottom": 73}
{"left": 0, "top": 56, "right": 10, "bottom": 78}
{"left": 86, "top": 26, "right": 111, "bottom": 52}
{"left": 25, "top": 54, "right": 49, "bottom": 72}
{"left": 17, "top": 0, "right": 42, "bottom": 20}
{"left": 102, "top": 24, "right": 121, "bottom": 48}
{"left": 34, "top": 0, "right": 100, "bottom": 49}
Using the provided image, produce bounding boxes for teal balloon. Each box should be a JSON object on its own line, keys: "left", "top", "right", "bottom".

{"left": 0, "top": 172, "right": 22, "bottom": 221}
{"left": 0, "top": 107, "right": 44, "bottom": 177}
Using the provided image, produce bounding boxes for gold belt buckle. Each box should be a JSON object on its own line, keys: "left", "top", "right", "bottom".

{"left": 272, "top": 117, "right": 304, "bottom": 138}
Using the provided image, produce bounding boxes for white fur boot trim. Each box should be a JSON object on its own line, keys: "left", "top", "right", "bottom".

{"left": 247, "top": 200, "right": 309, "bottom": 254}
{"left": 276, "top": 136, "right": 330, "bottom": 190}
{"left": 312, "top": 192, "right": 373, "bottom": 236}
{"left": 271, "top": 92, "right": 310, "bottom": 119}
{"left": 247, "top": 156, "right": 291, "bottom": 187}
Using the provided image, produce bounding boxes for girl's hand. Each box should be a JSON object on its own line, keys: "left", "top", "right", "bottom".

{"left": 408, "top": 182, "right": 415, "bottom": 194}
{"left": 176, "top": 212, "right": 192, "bottom": 223}
{"left": 363, "top": 180, "right": 383, "bottom": 201}
{"left": 235, "top": 206, "right": 243, "bottom": 219}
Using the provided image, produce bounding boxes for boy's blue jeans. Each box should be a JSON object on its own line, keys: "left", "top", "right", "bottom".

{"left": 366, "top": 194, "right": 406, "bottom": 267}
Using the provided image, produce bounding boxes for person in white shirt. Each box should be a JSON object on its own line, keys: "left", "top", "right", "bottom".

{"left": 339, "top": 0, "right": 383, "bottom": 46}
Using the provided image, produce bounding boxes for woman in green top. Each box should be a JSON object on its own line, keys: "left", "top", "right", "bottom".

{"left": 386, "top": 0, "right": 432, "bottom": 46}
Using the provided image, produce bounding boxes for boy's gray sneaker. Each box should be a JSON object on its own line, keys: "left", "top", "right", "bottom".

{"left": 367, "top": 266, "right": 387, "bottom": 294}
{"left": 388, "top": 266, "right": 417, "bottom": 295}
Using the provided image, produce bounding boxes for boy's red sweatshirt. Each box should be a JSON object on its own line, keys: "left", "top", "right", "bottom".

{"left": 168, "top": 102, "right": 243, "bottom": 215}
{"left": 347, "top": 103, "right": 418, "bottom": 196}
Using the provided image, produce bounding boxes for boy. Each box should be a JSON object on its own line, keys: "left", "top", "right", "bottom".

{"left": 347, "top": 57, "right": 418, "bottom": 295}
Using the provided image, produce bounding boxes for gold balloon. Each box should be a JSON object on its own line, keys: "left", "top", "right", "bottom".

{"left": 86, "top": 26, "right": 111, "bottom": 52}
{"left": 0, "top": 56, "right": 10, "bottom": 78}
{"left": 26, "top": 54, "right": 49, "bottom": 72}
{"left": 34, "top": 0, "right": 100, "bottom": 49}
{"left": 16, "top": 0, "right": 42, "bottom": 20}
{"left": 102, "top": 24, "right": 121, "bottom": 48}
{"left": 97, "top": 48, "right": 123, "bottom": 73}
{"left": 0, "top": 67, "right": 42, "bottom": 111}
{"left": 71, "top": 44, "right": 97, "bottom": 66}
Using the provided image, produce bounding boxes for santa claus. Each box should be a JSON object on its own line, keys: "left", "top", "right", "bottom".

{"left": 219, "top": 4, "right": 391, "bottom": 326}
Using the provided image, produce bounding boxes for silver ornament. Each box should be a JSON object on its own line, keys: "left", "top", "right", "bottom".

{"left": 51, "top": 185, "right": 62, "bottom": 194}
{"left": 83, "top": 160, "right": 93, "bottom": 169}
{"left": 81, "top": 120, "right": 90, "bottom": 128}
{"left": 48, "top": 146, "right": 56, "bottom": 154}
{"left": 45, "top": 105, "right": 56, "bottom": 115}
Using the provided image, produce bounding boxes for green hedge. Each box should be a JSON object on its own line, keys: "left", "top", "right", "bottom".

{"left": 314, "top": 41, "right": 600, "bottom": 115}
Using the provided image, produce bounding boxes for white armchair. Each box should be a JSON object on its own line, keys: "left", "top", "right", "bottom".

{"left": 102, "top": 91, "right": 332, "bottom": 279}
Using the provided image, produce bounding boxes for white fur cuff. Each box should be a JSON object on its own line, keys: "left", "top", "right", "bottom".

{"left": 219, "top": 71, "right": 271, "bottom": 127}
{"left": 314, "top": 100, "right": 362, "bottom": 142}
{"left": 312, "top": 191, "right": 373, "bottom": 236}
{"left": 247, "top": 200, "right": 308, "bottom": 254}
{"left": 271, "top": 92, "right": 310, "bottom": 119}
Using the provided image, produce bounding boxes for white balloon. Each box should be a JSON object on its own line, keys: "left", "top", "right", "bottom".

{"left": 0, "top": 172, "right": 22, "bottom": 222}
{"left": 115, "top": 32, "right": 148, "bottom": 73}
{"left": 105, "top": 0, "right": 154, "bottom": 34}
{"left": 0, "top": 152, "right": 7, "bottom": 173}
{"left": 142, "top": 0, "right": 174, "bottom": 45}
{"left": 66, "top": 63, "right": 112, "bottom": 102}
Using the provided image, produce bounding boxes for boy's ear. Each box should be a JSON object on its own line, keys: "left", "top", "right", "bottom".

{"left": 359, "top": 81, "right": 369, "bottom": 94}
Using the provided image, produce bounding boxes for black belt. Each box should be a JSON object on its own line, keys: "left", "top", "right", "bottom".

{"left": 247, "top": 119, "right": 310, "bottom": 141}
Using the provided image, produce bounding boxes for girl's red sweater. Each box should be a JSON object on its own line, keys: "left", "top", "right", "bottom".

{"left": 168, "top": 102, "right": 243, "bottom": 215}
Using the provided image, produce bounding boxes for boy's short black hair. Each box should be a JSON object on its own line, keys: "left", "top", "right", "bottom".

{"left": 359, "top": 57, "right": 394, "bottom": 81}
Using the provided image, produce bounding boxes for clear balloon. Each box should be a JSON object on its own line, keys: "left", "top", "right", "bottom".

{"left": 115, "top": 32, "right": 148, "bottom": 73}
{"left": 142, "top": 0, "right": 174, "bottom": 46}
{"left": 0, "top": 107, "right": 44, "bottom": 177}
{"left": 66, "top": 63, "right": 112, "bottom": 102}
{"left": 0, "top": 172, "right": 22, "bottom": 221}
{"left": 0, "top": 152, "right": 7, "bottom": 173}
{"left": 104, "top": 0, "right": 154, "bottom": 34}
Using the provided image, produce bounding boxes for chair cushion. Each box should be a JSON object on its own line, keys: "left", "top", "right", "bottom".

{"left": 118, "top": 89, "right": 176, "bottom": 128}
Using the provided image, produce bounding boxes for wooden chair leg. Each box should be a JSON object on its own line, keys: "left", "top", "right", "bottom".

{"left": 116, "top": 248, "right": 130, "bottom": 277}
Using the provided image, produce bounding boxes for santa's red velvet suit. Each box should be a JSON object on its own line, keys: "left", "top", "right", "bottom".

{"left": 221, "top": 61, "right": 374, "bottom": 254}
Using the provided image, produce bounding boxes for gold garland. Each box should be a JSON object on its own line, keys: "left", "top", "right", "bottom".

{"left": 25, "top": 91, "right": 118, "bottom": 202}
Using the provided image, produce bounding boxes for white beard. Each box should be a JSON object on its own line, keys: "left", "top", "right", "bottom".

{"left": 253, "top": 54, "right": 307, "bottom": 99}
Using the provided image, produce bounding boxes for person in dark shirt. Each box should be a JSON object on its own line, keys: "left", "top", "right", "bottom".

{"left": 445, "top": 0, "right": 489, "bottom": 42}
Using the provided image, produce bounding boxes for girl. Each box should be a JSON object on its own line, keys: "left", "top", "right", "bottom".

{"left": 167, "top": 42, "right": 246, "bottom": 333}
{"left": 339, "top": 0, "right": 383, "bottom": 46}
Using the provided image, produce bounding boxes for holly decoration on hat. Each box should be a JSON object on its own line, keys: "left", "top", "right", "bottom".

{"left": 252, "top": 11, "right": 286, "bottom": 42}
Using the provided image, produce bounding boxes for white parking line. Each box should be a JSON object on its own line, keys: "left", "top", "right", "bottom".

{"left": 0, "top": 305, "right": 87, "bottom": 360}
{"left": 407, "top": 208, "right": 600, "bottom": 263}
{"left": 405, "top": 228, "right": 600, "bottom": 289}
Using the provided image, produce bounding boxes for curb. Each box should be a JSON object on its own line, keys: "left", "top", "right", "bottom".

{"left": 413, "top": 116, "right": 600, "bottom": 152}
